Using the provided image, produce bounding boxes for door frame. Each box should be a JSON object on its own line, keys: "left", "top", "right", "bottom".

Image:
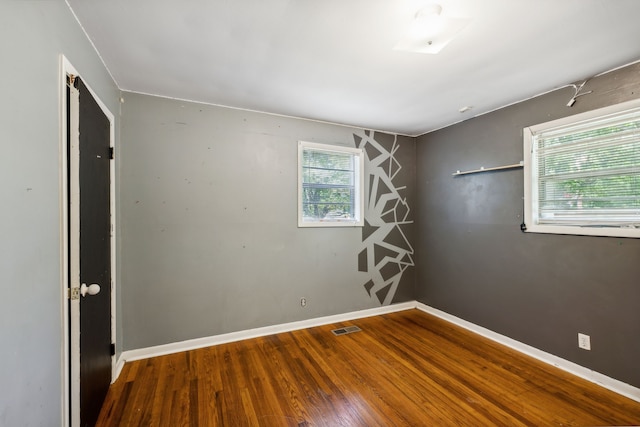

{"left": 60, "top": 55, "right": 117, "bottom": 427}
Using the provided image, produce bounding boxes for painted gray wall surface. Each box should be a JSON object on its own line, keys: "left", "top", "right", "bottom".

{"left": 120, "top": 93, "right": 415, "bottom": 350}
{"left": 0, "top": 1, "right": 120, "bottom": 425}
{"left": 416, "top": 62, "right": 640, "bottom": 387}
{"left": 356, "top": 131, "right": 416, "bottom": 304}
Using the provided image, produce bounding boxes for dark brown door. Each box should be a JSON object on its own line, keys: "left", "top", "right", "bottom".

{"left": 76, "top": 77, "right": 112, "bottom": 427}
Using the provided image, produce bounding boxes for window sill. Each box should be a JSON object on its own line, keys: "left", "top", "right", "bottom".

{"left": 298, "top": 220, "right": 364, "bottom": 228}
{"left": 523, "top": 223, "right": 640, "bottom": 238}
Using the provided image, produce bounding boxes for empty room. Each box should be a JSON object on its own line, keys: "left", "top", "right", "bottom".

{"left": 1, "top": 1, "right": 640, "bottom": 426}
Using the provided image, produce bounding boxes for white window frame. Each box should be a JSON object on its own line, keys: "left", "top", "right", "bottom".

{"left": 298, "top": 141, "right": 364, "bottom": 228}
{"left": 523, "top": 98, "right": 640, "bottom": 238}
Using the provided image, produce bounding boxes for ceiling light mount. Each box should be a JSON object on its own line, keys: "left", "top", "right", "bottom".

{"left": 415, "top": 4, "right": 442, "bottom": 20}
{"left": 394, "top": 3, "right": 470, "bottom": 54}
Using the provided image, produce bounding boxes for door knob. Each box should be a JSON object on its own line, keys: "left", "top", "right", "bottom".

{"left": 80, "top": 283, "right": 101, "bottom": 297}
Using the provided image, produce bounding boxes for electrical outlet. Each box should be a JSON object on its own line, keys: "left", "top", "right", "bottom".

{"left": 300, "top": 297, "right": 307, "bottom": 307}
{"left": 578, "top": 333, "right": 591, "bottom": 350}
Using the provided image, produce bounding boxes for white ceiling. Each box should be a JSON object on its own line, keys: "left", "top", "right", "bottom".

{"left": 67, "top": 0, "right": 640, "bottom": 136}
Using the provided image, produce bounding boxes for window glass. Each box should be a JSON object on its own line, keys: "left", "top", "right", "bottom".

{"left": 523, "top": 99, "right": 640, "bottom": 238}
{"left": 298, "top": 141, "right": 364, "bottom": 227}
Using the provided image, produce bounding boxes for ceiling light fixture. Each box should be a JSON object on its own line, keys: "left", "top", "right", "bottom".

{"left": 394, "top": 3, "right": 470, "bottom": 54}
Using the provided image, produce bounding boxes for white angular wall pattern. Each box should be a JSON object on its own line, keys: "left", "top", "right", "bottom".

{"left": 355, "top": 131, "right": 415, "bottom": 305}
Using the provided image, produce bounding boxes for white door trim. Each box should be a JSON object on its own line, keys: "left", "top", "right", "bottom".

{"left": 60, "top": 55, "right": 117, "bottom": 427}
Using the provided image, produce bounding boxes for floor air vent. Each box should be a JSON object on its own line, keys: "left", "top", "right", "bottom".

{"left": 331, "top": 325, "right": 362, "bottom": 336}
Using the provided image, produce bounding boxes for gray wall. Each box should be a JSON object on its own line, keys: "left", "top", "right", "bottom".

{"left": 2, "top": 3, "right": 635, "bottom": 423}
{"left": 416, "top": 62, "right": 640, "bottom": 387}
{"left": 120, "top": 93, "right": 415, "bottom": 350}
{"left": 0, "top": 1, "right": 120, "bottom": 425}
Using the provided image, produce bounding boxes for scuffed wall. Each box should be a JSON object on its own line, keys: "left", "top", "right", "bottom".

{"left": 120, "top": 93, "right": 415, "bottom": 351}
{"left": 0, "top": 1, "right": 120, "bottom": 425}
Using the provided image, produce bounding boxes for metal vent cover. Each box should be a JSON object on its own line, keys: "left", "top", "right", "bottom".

{"left": 331, "top": 325, "right": 362, "bottom": 336}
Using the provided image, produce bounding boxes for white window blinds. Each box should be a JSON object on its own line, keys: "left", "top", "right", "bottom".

{"left": 530, "top": 106, "right": 640, "bottom": 228}
{"left": 298, "top": 141, "right": 363, "bottom": 227}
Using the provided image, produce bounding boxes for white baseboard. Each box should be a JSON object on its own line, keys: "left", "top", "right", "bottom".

{"left": 415, "top": 302, "right": 640, "bottom": 403}
{"left": 112, "top": 356, "right": 126, "bottom": 384}
{"left": 115, "top": 300, "right": 640, "bottom": 403}
{"left": 119, "top": 301, "right": 416, "bottom": 365}
{"left": 111, "top": 354, "right": 125, "bottom": 384}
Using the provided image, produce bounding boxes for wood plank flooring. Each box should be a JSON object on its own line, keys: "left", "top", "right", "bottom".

{"left": 97, "top": 309, "right": 640, "bottom": 426}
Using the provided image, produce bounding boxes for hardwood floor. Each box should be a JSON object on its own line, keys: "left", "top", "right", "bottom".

{"left": 97, "top": 309, "right": 640, "bottom": 426}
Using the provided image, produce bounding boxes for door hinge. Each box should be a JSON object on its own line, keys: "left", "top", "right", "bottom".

{"left": 68, "top": 287, "right": 80, "bottom": 300}
{"left": 110, "top": 343, "right": 116, "bottom": 356}
{"left": 109, "top": 147, "right": 114, "bottom": 160}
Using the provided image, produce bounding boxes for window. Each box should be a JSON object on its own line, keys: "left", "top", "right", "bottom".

{"left": 298, "top": 141, "right": 364, "bottom": 227}
{"left": 523, "top": 98, "right": 640, "bottom": 238}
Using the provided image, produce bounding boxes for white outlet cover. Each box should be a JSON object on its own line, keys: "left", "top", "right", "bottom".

{"left": 578, "top": 333, "right": 591, "bottom": 350}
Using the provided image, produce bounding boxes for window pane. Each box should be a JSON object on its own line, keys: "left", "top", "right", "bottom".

{"left": 302, "top": 187, "right": 355, "bottom": 220}
{"left": 298, "top": 142, "right": 363, "bottom": 226}
{"left": 303, "top": 167, "right": 354, "bottom": 186}
{"left": 531, "top": 105, "right": 640, "bottom": 227}
{"left": 303, "top": 150, "right": 354, "bottom": 171}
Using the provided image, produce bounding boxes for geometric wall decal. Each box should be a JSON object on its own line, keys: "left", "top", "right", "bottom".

{"left": 394, "top": 200, "right": 409, "bottom": 223}
{"left": 354, "top": 134, "right": 363, "bottom": 148}
{"left": 364, "top": 280, "right": 375, "bottom": 296}
{"left": 356, "top": 131, "right": 415, "bottom": 306}
{"left": 365, "top": 143, "right": 383, "bottom": 161}
{"left": 400, "top": 253, "right": 414, "bottom": 267}
{"left": 380, "top": 261, "right": 402, "bottom": 281}
{"left": 381, "top": 210, "right": 396, "bottom": 223}
{"left": 374, "top": 132, "right": 396, "bottom": 153}
{"left": 375, "top": 179, "right": 392, "bottom": 206}
{"left": 396, "top": 186, "right": 408, "bottom": 201}
{"left": 383, "top": 198, "right": 396, "bottom": 214}
{"left": 375, "top": 283, "right": 393, "bottom": 304}
{"left": 358, "top": 248, "right": 368, "bottom": 272}
{"left": 368, "top": 174, "right": 376, "bottom": 206}
{"left": 362, "top": 219, "right": 379, "bottom": 242}
{"left": 387, "top": 155, "right": 401, "bottom": 179}
{"left": 382, "top": 225, "right": 412, "bottom": 253}
{"left": 374, "top": 243, "right": 399, "bottom": 266}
